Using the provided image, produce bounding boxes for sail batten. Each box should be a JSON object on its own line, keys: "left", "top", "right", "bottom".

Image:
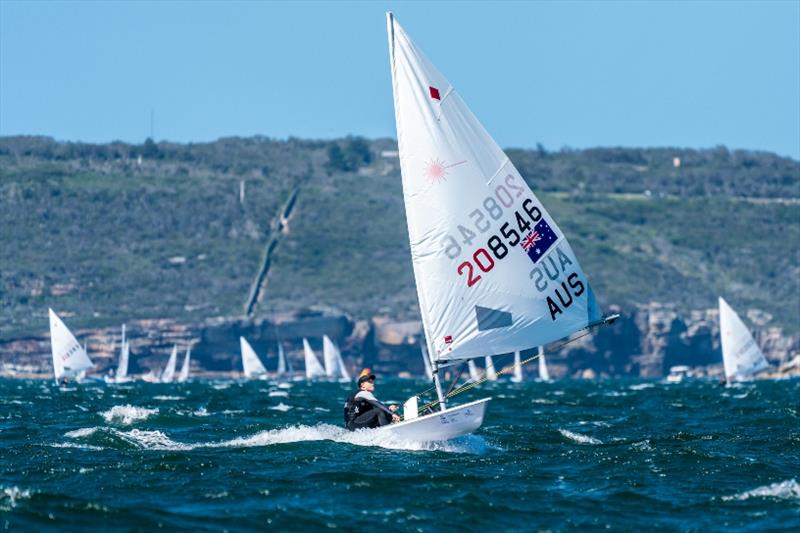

{"left": 387, "top": 14, "right": 603, "bottom": 364}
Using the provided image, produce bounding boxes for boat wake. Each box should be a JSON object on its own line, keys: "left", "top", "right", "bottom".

{"left": 100, "top": 405, "right": 159, "bottom": 425}
{"left": 721, "top": 479, "right": 800, "bottom": 502}
{"left": 61, "top": 423, "right": 495, "bottom": 454}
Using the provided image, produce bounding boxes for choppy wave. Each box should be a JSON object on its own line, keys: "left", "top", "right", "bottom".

{"left": 153, "top": 395, "right": 183, "bottom": 401}
{"left": 0, "top": 486, "right": 32, "bottom": 511}
{"left": 100, "top": 405, "right": 159, "bottom": 425}
{"left": 269, "top": 403, "right": 292, "bottom": 412}
{"left": 629, "top": 383, "right": 655, "bottom": 391}
{"left": 559, "top": 429, "right": 603, "bottom": 445}
{"left": 268, "top": 391, "right": 289, "bottom": 397}
{"left": 722, "top": 479, "right": 800, "bottom": 502}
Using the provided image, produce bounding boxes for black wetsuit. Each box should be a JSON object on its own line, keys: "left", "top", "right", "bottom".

{"left": 343, "top": 390, "right": 394, "bottom": 431}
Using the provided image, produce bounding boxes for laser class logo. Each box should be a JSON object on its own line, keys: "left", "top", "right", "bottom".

{"left": 424, "top": 158, "right": 467, "bottom": 183}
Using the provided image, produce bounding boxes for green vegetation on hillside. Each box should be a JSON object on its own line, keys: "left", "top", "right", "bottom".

{"left": 0, "top": 135, "right": 797, "bottom": 338}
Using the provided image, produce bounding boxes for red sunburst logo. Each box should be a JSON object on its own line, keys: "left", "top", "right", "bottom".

{"left": 424, "top": 158, "right": 466, "bottom": 183}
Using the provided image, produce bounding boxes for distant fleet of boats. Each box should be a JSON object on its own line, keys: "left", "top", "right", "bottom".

{"left": 47, "top": 294, "right": 794, "bottom": 387}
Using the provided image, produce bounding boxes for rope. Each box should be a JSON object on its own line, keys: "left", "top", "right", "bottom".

{"left": 408, "top": 324, "right": 603, "bottom": 418}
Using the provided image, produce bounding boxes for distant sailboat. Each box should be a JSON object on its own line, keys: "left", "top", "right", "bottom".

{"left": 276, "top": 342, "right": 293, "bottom": 377}
{"left": 303, "top": 338, "right": 326, "bottom": 379}
{"left": 382, "top": 13, "right": 616, "bottom": 441}
{"left": 177, "top": 346, "right": 191, "bottom": 383}
{"left": 511, "top": 350, "right": 523, "bottom": 383}
{"left": 467, "top": 359, "right": 480, "bottom": 382}
{"left": 48, "top": 309, "right": 94, "bottom": 383}
{"left": 719, "top": 297, "right": 769, "bottom": 383}
{"left": 538, "top": 347, "right": 551, "bottom": 381}
{"left": 240, "top": 337, "right": 268, "bottom": 379}
{"left": 160, "top": 345, "right": 178, "bottom": 383}
{"left": 322, "top": 335, "right": 349, "bottom": 380}
{"left": 111, "top": 324, "right": 131, "bottom": 383}
{"left": 484, "top": 356, "right": 498, "bottom": 381}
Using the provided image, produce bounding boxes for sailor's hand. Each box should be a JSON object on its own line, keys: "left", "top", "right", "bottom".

{"left": 388, "top": 404, "right": 398, "bottom": 412}
{"left": 391, "top": 414, "right": 401, "bottom": 423}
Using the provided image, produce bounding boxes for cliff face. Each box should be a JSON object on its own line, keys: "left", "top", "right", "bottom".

{"left": 3, "top": 304, "right": 796, "bottom": 379}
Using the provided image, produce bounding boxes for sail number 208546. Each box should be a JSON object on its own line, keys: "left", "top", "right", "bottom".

{"left": 441, "top": 174, "right": 543, "bottom": 288}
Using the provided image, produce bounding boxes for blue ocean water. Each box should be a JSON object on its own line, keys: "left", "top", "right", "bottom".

{"left": 1, "top": 377, "right": 798, "bottom": 530}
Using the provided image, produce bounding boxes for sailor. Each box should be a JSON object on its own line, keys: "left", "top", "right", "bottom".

{"left": 343, "top": 368, "right": 400, "bottom": 431}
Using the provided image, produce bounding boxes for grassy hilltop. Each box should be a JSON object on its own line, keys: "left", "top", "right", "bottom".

{"left": 0, "top": 136, "right": 798, "bottom": 338}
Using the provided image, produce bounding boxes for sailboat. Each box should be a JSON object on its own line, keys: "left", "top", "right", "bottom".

{"left": 383, "top": 13, "right": 616, "bottom": 441}
{"left": 484, "top": 356, "right": 498, "bottom": 381}
{"left": 276, "top": 342, "right": 293, "bottom": 377}
{"left": 322, "top": 335, "right": 350, "bottom": 380}
{"left": 538, "top": 347, "right": 551, "bottom": 381}
{"left": 719, "top": 297, "right": 770, "bottom": 384}
{"left": 467, "top": 359, "right": 480, "bottom": 382}
{"left": 160, "top": 345, "right": 178, "bottom": 383}
{"left": 177, "top": 346, "right": 191, "bottom": 383}
{"left": 105, "top": 324, "right": 132, "bottom": 384}
{"left": 303, "top": 338, "right": 326, "bottom": 379}
{"left": 240, "top": 337, "right": 268, "bottom": 379}
{"left": 48, "top": 308, "right": 94, "bottom": 383}
{"left": 511, "top": 350, "right": 524, "bottom": 383}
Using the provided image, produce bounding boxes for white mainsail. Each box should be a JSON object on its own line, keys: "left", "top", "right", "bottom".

{"left": 421, "top": 341, "right": 433, "bottom": 380}
{"left": 160, "top": 345, "right": 178, "bottom": 383}
{"left": 116, "top": 324, "right": 129, "bottom": 381}
{"left": 48, "top": 308, "right": 94, "bottom": 381}
{"left": 719, "top": 297, "right": 769, "bottom": 383}
{"left": 303, "top": 338, "right": 326, "bottom": 379}
{"left": 240, "top": 337, "right": 267, "bottom": 378}
{"left": 467, "top": 359, "right": 480, "bottom": 381}
{"left": 484, "top": 356, "right": 498, "bottom": 381}
{"left": 538, "top": 346, "right": 551, "bottom": 381}
{"left": 322, "top": 335, "right": 346, "bottom": 379}
{"left": 387, "top": 15, "right": 602, "bottom": 367}
{"left": 177, "top": 346, "right": 191, "bottom": 383}
{"left": 327, "top": 336, "right": 351, "bottom": 380}
{"left": 511, "top": 350, "right": 523, "bottom": 383}
{"left": 276, "top": 343, "right": 291, "bottom": 376}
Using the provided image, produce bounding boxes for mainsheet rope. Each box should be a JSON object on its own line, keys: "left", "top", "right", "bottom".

{"left": 405, "top": 316, "right": 617, "bottom": 419}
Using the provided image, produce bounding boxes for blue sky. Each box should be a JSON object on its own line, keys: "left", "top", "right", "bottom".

{"left": 1, "top": 1, "right": 798, "bottom": 158}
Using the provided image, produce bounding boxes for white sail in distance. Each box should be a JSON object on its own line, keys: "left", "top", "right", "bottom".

{"left": 387, "top": 14, "right": 602, "bottom": 363}
{"left": 240, "top": 337, "right": 267, "bottom": 378}
{"left": 177, "top": 346, "right": 191, "bottom": 383}
{"left": 322, "top": 335, "right": 340, "bottom": 379}
{"left": 277, "top": 343, "right": 289, "bottom": 376}
{"left": 719, "top": 297, "right": 769, "bottom": 383}
{"left": 116, "top": 324, "right": 129, "bottom": 380}
{"left": 303, "top": 338, "right": 326, "bottom": 379}
{"left": 325, "top": 336, "right": 351, "bottom": 380}
{"left": 511, "top": 350, "right": 523, "bottom": 383}
{"left": 484, "top": 356, "right": 498, "bottom": 381}
{"left": 160, "top": 345, "right": 178, "bottom": 383}
{"left": 48, "top": 309, "right": 94, "bottom": 381}
{"left": 467, "top": 359, "right": 480, "bottom": 381}
{"left": 538, "top": 347, "right": 551, "bottom": 381}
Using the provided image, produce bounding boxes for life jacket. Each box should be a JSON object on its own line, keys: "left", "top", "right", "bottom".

{"left": 343, "top": 390, "right": 372, "bottom": 430}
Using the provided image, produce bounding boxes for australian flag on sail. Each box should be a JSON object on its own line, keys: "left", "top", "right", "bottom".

{"left": 520, "top": 218, "right": 558, "bottom": 264}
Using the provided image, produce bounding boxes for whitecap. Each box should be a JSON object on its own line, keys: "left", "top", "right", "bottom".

{"left": 49, "top": 442, "right": 104, "bottom": 451}
{"left": 100, "top": 405, "right": 159, "bottom": 425}
{"left": 558, "top": 429, "right": 603, "bottom": 445}
{"left": 116, "top": 429, "right": 195, "bottom": 451}
{"left": 722, "top": 479, "right": 800, "bottom": 502}
{"left": 0, "top": 486, "right": 32, "bottom": 510}
{"left": 269, "top": 403, "right": 292, "bottom": 412}
{"left": 153, "top": 395, "right": 183, "bottom": 401}
{"left": 277, "top": 383, "right": 293, "bottom": 389}
{"left": 268, "top": 391, "right": 289, "bottom": 397}
{"left": 629, "top": 383, "right": 655, "bottom": 391}
{"left": 65, "top": 427, "right": 101, "bottom": 438}
{"left": 193, "top": 407, "right": 210, "bottom": 417}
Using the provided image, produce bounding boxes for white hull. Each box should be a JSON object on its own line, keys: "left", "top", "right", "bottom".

{"left": 381, "top": 398, "right": 490, "bottom": 442}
